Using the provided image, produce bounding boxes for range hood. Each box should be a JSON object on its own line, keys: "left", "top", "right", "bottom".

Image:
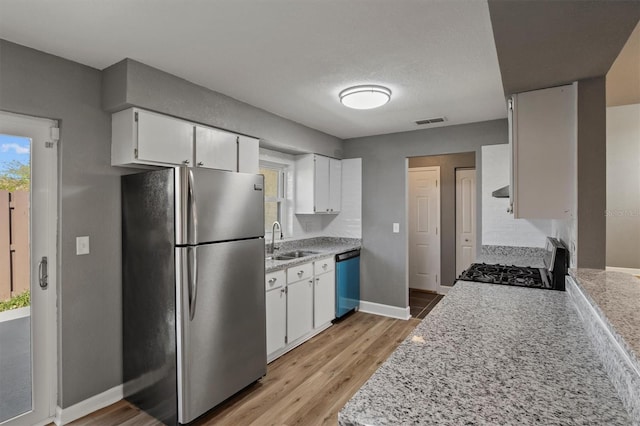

{"left": 492, "top": 185, "right": 510, "bottom": 198}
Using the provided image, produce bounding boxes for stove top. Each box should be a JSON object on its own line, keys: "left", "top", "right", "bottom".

{"left": 459, "top": 263, "right": 551, "bottom": 289}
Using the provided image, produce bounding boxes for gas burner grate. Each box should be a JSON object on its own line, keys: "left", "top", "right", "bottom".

{"left": 459, "top": 263, "right": 549, "bottom": 289}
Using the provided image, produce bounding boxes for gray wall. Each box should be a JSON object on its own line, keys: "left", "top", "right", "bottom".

{"left": 408, "top": 152, "right": 476, "bottom": 287}
{"left": 577, "top": 77, "right": 607, "bottom": 269}
{"left": 103, "top": 59, "right": 343, "bottom": 158}
{"left": 606, "top": 104, "right": 640, "bottom": 269}
{"left": 0, "top": 40, "right": 345, "bottom": 408}
{"left": 0, "top": 40, "right": 123, "bottom": 407}
{"left": 344, "top": 119, "right": 508, "bottom": 308}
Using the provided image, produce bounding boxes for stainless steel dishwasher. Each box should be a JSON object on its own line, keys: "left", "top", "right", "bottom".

{"left": 335, "top": 249, "right": 360, "bottom": 318}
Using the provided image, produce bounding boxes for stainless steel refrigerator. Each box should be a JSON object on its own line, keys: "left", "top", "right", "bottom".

{"left": 121, "top": 167, "right": 266, "bottom": 425}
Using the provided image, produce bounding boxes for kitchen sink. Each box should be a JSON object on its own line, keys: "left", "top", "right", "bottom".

{"left": 271, "top": 250, "right": 319, "bottom": 261}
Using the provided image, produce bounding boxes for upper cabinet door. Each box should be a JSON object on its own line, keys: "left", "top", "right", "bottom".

{"left": 314, "top": 155, "right": 331, "bottom": 213}
{"left": 511, "top": 84, "right": 576, "bottom": 219}
{"left": 329, "top": 159, "right": 342, "bottom": 213}
{"left": 195, "top": 126, "right": 237, "bottom": 171}
{"left": 238, "top": 136, "right": 260, "bottom": 174}
{"left": 137, "top": 110, "right": 193, "bottom": 166}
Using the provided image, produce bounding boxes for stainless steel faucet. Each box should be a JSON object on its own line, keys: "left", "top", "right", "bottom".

{"left": 269, "top": 221, "right": 282, "bottom": 255}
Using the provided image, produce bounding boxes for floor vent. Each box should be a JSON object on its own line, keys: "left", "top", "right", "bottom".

{"left": 415, "top": 117, "right": 446, "bottom": 125}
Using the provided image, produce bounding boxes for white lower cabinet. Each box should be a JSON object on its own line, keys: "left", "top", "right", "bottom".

{"left": 266, "top": 256, "right": 336, "bottom": 363}
{"left": 286, "top": 278, "right": 314, "bottom": 343}
{"left": 313, "top": 259, "right": 335, "bottom": 328}
{"left": 265, "top": 270, "right": 287, "bottom": 357}
{"left": 265, "top": 286, "right": 286, "bottom": 356}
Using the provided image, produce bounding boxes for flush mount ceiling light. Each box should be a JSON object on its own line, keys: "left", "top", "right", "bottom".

{"left": 339, "top": 85, "right": 392, "bottom": 110}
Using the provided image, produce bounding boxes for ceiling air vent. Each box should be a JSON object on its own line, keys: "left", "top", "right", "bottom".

{"left": 415, "top": 117, "right": 446, "bottom": 125}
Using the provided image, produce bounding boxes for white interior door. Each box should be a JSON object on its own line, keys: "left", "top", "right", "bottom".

{"left": 0, "top": 112, "right": 57, "bottom": 426}
{"left": 408, "top": 167, "right": 440, "bottom": 291}
{"left": 456, "top": 169, "right": 476, "bottom": 277}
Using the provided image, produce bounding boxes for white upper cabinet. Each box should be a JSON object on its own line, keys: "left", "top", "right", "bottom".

{"left": 295, "top": 154, "right": 342, "bottom": 214}
{"left": 112, "top": 108, "right": 193, "bottom": 167}
{"left": 329, "top": 158, "right": 342, "bottom": 212}
{"left": 315, "top": 155, "right": 331, "bottom": 212}
{"left": 194, "top": 125, "right": 237, "bottom": 171}
{"left": 112, "top": 107, "right": 260, "bottom": 173}
{"left": 509, "top": 83, "right": 577, "bottom": 219}
{"left": 238, "top": 135, "right": 260, "bottom": 174}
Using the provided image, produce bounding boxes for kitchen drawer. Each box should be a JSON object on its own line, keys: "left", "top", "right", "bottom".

{"left": 287, "top": 262, "right": 314, "bottom": 284}
{"left": 266, "top": 270, "right": 286, "bottom": 291}
{"left": 314, "top": 257, "right": 335, "bottom": 275}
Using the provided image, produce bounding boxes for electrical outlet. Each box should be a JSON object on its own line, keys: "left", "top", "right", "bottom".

{"left": 393, "top": 223, "right": 400, "bottom": 233}
{"left": 76, "top": 236, "right": 90, "bottom": 255}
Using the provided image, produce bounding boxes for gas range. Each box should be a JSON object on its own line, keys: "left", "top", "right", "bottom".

{"left": 459, "top": 237, "right": 569, "bottom": 291}
{"left": 459, "top": 263, "right": 549, "bottom": 288}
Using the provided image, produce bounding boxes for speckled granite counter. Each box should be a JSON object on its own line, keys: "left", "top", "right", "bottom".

{"left": 339, "top": 281, "right": 630, "bottom": 425}
{"left": 567, "top": 269, "right": 640, "bottom": 423}
{"left": 265, "top": 237, "right": 361, "bottom": 273}
{"left": 475, "top": 245, "right": 546, "bottom": 268}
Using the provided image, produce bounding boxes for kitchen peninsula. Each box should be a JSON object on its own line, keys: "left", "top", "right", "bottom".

{"left": 339, "top": 280, "right": 632, "bottom": 425}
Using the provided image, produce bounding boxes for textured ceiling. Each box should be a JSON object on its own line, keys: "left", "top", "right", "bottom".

{"left": 0, "top": 0, "right": 507, "bottom": 139}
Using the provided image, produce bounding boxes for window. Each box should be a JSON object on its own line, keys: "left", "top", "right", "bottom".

{"left": 260, "top": 163, "right": 286, "bottom": 235}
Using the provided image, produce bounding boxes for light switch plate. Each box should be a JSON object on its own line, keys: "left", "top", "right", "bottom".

{"left": 393, "top": 223, "right": 400, "bottom": 233}
{"left": 76, "top": 236, "right": 90, "bottom": 255}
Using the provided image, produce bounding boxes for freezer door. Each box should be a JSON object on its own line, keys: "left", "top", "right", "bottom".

{"left": 176, "top": 238, "right": 266, "bottom": 424}
{"left": 175, "top": 167, "right": 265, "bottom": 245}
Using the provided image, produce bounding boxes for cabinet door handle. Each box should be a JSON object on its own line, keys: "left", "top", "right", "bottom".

{"left": 315, "top": 278, "right": 320, "bottom": 282}
{"left": 323, "top": 263, "right": 327, "bottom": 269}
{"left": 183, "top": 159, "right": 190, "bottom": 165}
{"left": 280, "top": 288, "right": 286, "bottom": 294}
{"left": 268, "top": 278, "right": 277, "bottom": 284}
{"left": 197, "top": 161, "right": 204, "bottom": 167}
{"left": 297, "top": 270, "right": 304, "bottom": 276}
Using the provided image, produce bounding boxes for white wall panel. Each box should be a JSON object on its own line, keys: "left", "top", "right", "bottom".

{"left": 481, "top": 144, "right": 551, "bottom": 247}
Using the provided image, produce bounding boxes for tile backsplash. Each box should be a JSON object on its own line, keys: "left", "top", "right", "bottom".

{"left": 481, "top": 144, "right": 551, "bottom": 248}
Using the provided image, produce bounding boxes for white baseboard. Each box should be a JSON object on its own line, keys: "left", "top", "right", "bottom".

{"left": 606, "top": 266, "right": 640, "bottom": 275}
{"left": 54, "top": 384, "right": 123, "bottom": 425}
{"left": 358, "top": 301, "right": 411, "bottom": 320}
{"left": 438, "top": 285, "right": 452, "bottom": 295}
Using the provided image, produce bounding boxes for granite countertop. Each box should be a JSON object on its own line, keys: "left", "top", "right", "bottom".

{"left": 265, "top": 237, "right": 361, "bottom": 273}
{"left": 475, "top": 245, "right": 546, "bottom": 268}
{"left": 339, "top": 281, "right": 630, "bottom": 425}
{"left": 569, "top": 268, "right": 640, "bottom": 368}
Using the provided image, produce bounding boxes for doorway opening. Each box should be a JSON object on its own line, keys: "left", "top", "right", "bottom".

{"left": 406, "top": 153, "right": 476, "bottom": 318}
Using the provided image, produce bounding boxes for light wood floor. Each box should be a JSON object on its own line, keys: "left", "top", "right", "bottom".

{"left": 69, "top": 312, "right": 420, "bottom": 426}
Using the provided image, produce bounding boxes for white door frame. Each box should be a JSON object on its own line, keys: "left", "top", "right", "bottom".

{"left": 406, "top": 166, "right": 442, "bottom": 294}
{"left": 455, "top": 168, "right": 477, "bottom": 277}
{"left": 0, "top": 111, "right": 58, "bottom": 426}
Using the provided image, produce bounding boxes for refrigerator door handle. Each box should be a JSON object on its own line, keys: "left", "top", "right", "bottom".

{"left": 188, "top": 246, "right": 198, "bottom": 321}
{"left": 188, "top": 168, "right": 199, "bottom": 245}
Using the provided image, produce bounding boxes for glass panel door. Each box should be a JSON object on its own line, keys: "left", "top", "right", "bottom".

{"left": 0, "top": 134, "right": 32, "bottom": 423}
{"left": 0, "top": 112, "right": 57, "bottom": 426}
